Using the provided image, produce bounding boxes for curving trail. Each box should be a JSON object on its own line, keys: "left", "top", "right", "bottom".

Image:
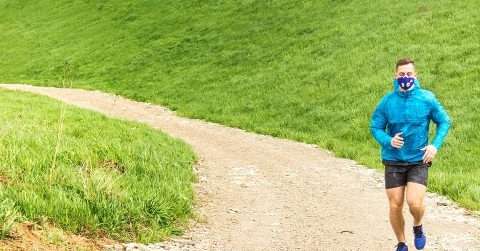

{"left": 1, "top": 83, "right": 479, "bottom": 251}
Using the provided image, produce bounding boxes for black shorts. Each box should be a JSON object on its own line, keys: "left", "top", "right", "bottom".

{"left": 383, "top": 160, "right": 432, "bottom": 189}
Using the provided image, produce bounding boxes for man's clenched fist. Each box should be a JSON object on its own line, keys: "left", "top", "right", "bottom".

{"left": 390, "top": 132, "right": 404, "bottom": 149}
{"left": 421, "top": 144, "right": 437, "bottom": 164}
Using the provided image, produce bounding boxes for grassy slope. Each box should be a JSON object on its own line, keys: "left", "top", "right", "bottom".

{"left": 0, "top": 89, "right": 196, "bottom": 242}
{"left": 0, "top": 1, "right": 478, "bottom": 210}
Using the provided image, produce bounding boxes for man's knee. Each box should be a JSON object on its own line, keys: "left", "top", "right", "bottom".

{"left": 386, "top": 186, "right": 405, "bottom": 211}
{"left": 389, "top": 200, "right": 404, "bottom": 211}
{"left": 407, "top": 199, "right": 424, "bottom": 212}
{"left": 406, "top": 182, "right": 426, "bottom": 211}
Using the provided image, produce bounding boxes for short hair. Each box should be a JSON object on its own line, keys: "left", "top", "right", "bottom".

{"left": 396, "top": 58, "right": 415, "bottom": 70}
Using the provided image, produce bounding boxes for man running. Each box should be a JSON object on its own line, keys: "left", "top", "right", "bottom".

{"left": 370, "top": 58, "right": 451, "bottom": 251}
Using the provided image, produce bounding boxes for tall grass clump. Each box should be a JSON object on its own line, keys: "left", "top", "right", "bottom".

{"left": 0, "top": 89, "right": 197, "bottom": 242}
{"left": 0, "top": 198, "right": 20, "bottom": 238}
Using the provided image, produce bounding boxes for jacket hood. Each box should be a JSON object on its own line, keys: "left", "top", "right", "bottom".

{"left": 392, "top": 78, "right": 422, "bottom": 97}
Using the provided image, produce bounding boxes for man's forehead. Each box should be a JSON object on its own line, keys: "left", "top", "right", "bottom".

{"left": 397, "top": 63, "right": 415, "bottom": 72}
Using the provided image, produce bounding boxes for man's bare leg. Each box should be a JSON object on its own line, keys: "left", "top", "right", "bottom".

{"left": 386, "top": 186, "right": 406, "bottom": 242}
{"left": 406, "top": 182, "right": 427, "bottom": 226}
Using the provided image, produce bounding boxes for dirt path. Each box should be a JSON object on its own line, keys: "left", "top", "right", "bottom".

{"left": 1, "top": 84, "right": 479, "bottom": 251}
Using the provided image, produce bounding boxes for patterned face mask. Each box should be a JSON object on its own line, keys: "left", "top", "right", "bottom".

{"left": 397, "top": 76, "right": 415, "bottom": 90}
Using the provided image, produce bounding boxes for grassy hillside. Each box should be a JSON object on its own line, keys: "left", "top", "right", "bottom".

{"left": 0, "top": 89, "right": 196, "bottom": 242}
{"left": 0, "top": 1, "right": 478, "bottom": 210}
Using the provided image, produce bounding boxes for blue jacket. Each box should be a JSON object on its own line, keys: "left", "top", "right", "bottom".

{"left": 370, "top": 79, "right": 451, "bottom": 162}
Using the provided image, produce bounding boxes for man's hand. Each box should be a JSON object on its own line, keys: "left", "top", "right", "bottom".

{"left": 421, "top": 144, "right": 437, "bottom": 164}
{"left": 390, "top": 132, "right": 404, "bottom": 149}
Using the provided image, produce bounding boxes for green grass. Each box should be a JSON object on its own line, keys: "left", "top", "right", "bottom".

{"left": 0, "top": 89, "right": 197, "bottom": 242}
{"left": 0, "top": 1, "right": 478, "bottom": 211}
{"left": 0, "top": 198, "right": 20, "bottom": 238}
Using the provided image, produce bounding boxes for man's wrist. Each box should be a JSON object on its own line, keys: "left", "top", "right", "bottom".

{"left": 386, "top": 136, "right": 393, "bottom": 147}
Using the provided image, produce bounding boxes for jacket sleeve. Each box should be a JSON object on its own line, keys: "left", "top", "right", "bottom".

{"left": 430, "top": 94, "right": 451, "bottom": 150}
{"left": 370, "top": 95, "right": 392, "bottom": 148}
